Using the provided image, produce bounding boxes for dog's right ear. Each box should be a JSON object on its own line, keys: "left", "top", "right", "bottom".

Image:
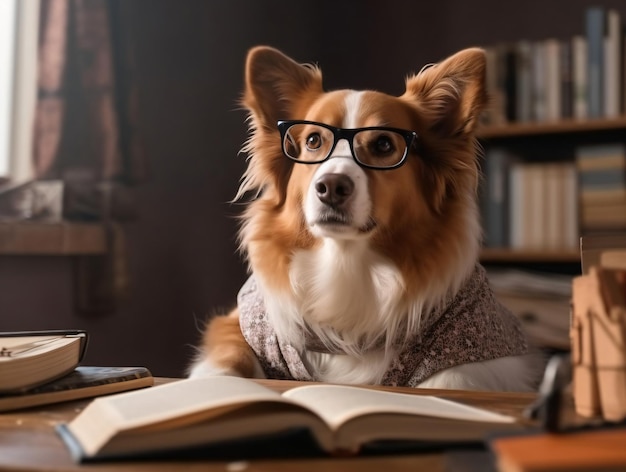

{"left": 243, "top": 46, "right": 323, "bottom": 128}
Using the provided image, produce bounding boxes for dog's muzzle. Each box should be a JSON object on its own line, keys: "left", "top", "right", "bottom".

{"left": 305, "top": 158, "right": 375, "bottom": 237}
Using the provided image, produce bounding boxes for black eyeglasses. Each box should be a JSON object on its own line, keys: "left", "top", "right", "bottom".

{"left": 277, "top": 120, "right": 418, "bottom": 170}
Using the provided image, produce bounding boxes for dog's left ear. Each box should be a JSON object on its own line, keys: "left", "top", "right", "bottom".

{"left": 243, "top": 46, "right": 324, "bottom": 129}
{"left": 403, "top": 48, "right": 487, "bottom": 136}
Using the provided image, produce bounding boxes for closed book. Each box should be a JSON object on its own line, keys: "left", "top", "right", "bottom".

{"left": 504, "top": 45, "right": 518, "bottom": 122}
{"left": 508, "top": 163, "right": 526, "bottom": 249}
{"left": 576, "top": 144, "right": 626, "bottom": 191}
{"left": 572, "top": 35, "right": 588, "bottom": 119}
{"left": 586, "top": 7, "right": 606, "bottom": 119}
{"left": 532, "top": 41, "right": 547, "bottom": 122}
{"left": 484, "top": 148, "right": 515, "bottom": 248}
{"left": 543, "top": 164, "right": 562, "bottom": 250}
{"left": 559, "top": 39, "right": 573, "bottom": 119}
{"left": 604, "top": 9, "right": 621, "bottom": 118}
{"left": 562, "top": 164, "right": 579, "bottom": 250}
{"left": 579, "top": 169, "right": 626, "bottom": 189}
{"left": 580, "top": 188, "right": 626, "bottom": 205}
{"left": 0, "top": 330, "right": 87, "bottom": 393}
{"left": 515, "top": 40, "right": 533, "bottom": 123}
{"left": 544, "top": 39, "right": 561, "bottom": 122}
{"left": 582, "top": 201, "right": 626, "bottom": 229}
{"left": 0, "top": 366, "right": 153, "bottom": 412}
{"left": 495, "top": 292, "right": 570, "bottom": 351}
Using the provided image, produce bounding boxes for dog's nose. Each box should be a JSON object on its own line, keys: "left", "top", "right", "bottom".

{"left": 315, "top": 173, "right": 354, "bottom": 207}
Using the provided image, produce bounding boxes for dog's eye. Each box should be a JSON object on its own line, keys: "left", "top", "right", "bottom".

{"left": 371, "top": 135, "right": 394, "bottom": 156}
{"left": 306, "top": 133, "right": 322, "bottom": 151}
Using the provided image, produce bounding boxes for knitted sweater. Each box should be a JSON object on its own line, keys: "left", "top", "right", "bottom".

{"left": 238, "top": 265, "right": 529, "bottom": 387}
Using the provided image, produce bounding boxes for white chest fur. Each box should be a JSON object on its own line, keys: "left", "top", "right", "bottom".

{"left": 262, "top": 239, "right": 410, "bottom": 384}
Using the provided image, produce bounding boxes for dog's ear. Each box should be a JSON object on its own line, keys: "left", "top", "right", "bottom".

{"left": 243, "top": 46, "right": 323, "bottom": 128}
{"left": 403, "top": 48, "right": 487, "bottom": 136}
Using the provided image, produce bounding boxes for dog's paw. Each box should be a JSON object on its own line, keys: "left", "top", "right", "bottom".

{"left": 187, "top": 355, "right": 267, "bottom": 379}
{"left": 187, "top": 358, "right": 243, "bottom": 378}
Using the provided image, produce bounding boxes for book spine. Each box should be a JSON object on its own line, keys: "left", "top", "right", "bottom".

{"left": 532, "top": 41, "right": 547, "bottom": 122}
{"left": 504, "top": 45, "right": 518, "bottom": 122}
{"left": 484, "top": 148, "right": 510, "bottom": 248}
{"left": 604, "top": 9, "right": 621, "bottom": 118}
{"left": 509, "top": 163, "right": 525, "bottom": 249}
{"left": 515, "top": 40, "right": 533, "bottom": 123}
{"left": 572, "top": 35, "right": 589, "bottom": 119}
{"left": 586, "top": 7, "right": 606, "bottom": 119}
{"left": 563, "top": 163, "right": 579, "bottom": 249}
{"left": 544, "top": 38, "right": 562, "bottom": 122}
{"left": 560, "top": 39, "right": 573, "bottom": 120}
{"left": 576, "top": 143, "right": 626, "bottom": 233}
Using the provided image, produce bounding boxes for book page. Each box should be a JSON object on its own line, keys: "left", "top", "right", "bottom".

{"left": 282, "top": 385, "right": 516, "bottom": 430}
{"left": 67, "top": 376, "right": 322, "bottom": 456}
{"left": 76, "top": 376, "right": 289, "bottom": 433}
{"left": 0, "top": 336, "right": 76, "bottom": 359}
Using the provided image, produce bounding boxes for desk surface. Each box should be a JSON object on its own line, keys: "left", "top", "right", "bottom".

{"left": 0, "top": 378, "right": 539, "bottom": 472}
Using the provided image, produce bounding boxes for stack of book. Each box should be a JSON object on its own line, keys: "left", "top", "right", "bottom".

{"left": 0, "top": 330, "right": 153, "bottom": 411}
{"left": 487, "top": 269, "right": 572, "bottom": 351}
{"left": 576, "top": 143, "right": 626, "bottom": 233}
{"left": 482, "top": 7, "right": 624, "bottom": 125}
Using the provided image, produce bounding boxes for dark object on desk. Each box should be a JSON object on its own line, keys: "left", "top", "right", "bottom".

{"left": 524, "top": 354, "right": 571, "bottom": 432}
{"left": 0, "top": 330, "right": 87, "bottom": 392}
{"left": 0, "top": 366, "right": 153, "bottom": 412}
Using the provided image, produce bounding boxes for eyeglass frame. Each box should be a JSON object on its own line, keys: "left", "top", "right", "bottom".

{"left": 277, "top": 120, "right": 418, "bottom": 170}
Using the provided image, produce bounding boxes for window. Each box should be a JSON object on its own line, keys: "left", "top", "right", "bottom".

{"left": 0, "top": 0, "right": 39, "bottom": 190}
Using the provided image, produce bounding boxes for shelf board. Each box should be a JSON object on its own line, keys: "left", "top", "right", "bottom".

{"left": 478, "top": 117, "right": 626, "bottom": 139}
{"left": 0, "top": 221, "right": 107, "bottom": 255}
{"left": 480, "top": 248, "right": 581, "bottom": 263}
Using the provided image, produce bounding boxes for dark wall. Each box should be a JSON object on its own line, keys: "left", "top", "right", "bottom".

{"left": 2, "top": 0, "right": 625, "bottom": 377}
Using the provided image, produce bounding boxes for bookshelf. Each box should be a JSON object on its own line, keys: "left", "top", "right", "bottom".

{"left": 478, "top": 116, "right": 626, "bottom": 269}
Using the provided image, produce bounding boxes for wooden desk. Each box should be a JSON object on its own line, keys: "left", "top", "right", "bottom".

{"left": 0, "top": 379, "right": 538, "bottom": 472}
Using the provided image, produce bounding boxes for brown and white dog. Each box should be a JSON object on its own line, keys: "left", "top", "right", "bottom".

{"left": 189, "top": 46, "right": 539, "bottom": 391}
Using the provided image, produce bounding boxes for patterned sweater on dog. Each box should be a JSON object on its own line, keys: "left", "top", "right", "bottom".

{"left": 238, "top": 265, "right": 529, "bottom": 387}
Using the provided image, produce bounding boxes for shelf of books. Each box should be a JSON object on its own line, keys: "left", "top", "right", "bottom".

{"left": 479, "top": 6, "right": 626, "bottom": 263}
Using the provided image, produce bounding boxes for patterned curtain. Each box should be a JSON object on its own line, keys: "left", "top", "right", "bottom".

{"left": 33, "top": 0, "right": 146, "bottom": 186}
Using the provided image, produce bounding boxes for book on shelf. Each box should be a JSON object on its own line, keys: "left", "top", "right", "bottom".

{"left": 506, "top": 161, "right": 578, "bottom": 251}
{"left": 481, "top": 7, "right": 624, "bottom": 126}
{"left": 586, "top": 6, "right": 606, "bottom": 118}
{"left": 487, "top": 269, "right": 573, "bottom": 351}
{"left": 0, "top": 366, "right": 154, "bottom": 412}
{"left": 572, "top": 35, "right": 588, "bottom": 119}
{"left": 515, "top": 40, "right": 533, "bottom": 123}
{"left": 576, "top": 143, "right": 626, "bottom": 232}
{"left": 544, "top": 38, "right": 561, "bottom": 122}
{"left": 604, "top": 9, "right": 622, "bottom": 118}
{"left": 482, "top": 147, "right": 516, "bottom": 248}
{"left": 56, "top": 376, "right": 523, "bottom": 462}
{"left": 0, "top": 330, "right": 87, "bottom": 393}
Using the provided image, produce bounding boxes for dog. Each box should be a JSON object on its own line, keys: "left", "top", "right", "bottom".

{"left": 189, "top": 46, "right": 539, "bottom": 391}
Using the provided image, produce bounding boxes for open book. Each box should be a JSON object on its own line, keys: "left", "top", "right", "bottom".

{"left": 0, "top": 330, "right": 87, "bottom": 392}
{"left": 57, "top": 376, "right": 522, "bottom": 461}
